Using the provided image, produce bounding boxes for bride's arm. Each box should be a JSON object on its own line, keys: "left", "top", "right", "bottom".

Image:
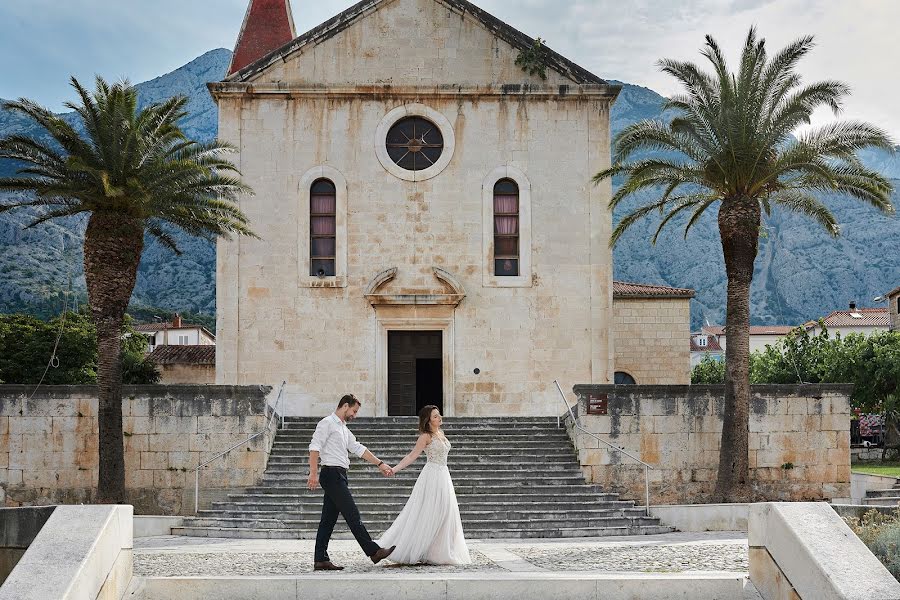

{"left": 392, "top": 433, "right": 431, "bottom": 473}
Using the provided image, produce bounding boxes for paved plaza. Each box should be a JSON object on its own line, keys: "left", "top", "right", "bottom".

{"left": 135, "top": 531, "right": 749, "bottom": 576}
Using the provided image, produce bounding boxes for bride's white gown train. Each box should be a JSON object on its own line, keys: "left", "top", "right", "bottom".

{"left": 377, "top": 435, "right": 471, "bottom": 565}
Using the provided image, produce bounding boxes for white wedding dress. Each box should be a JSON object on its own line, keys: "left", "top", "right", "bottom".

{"left": 377, "top": 434, "right": 471, "bottom": 565}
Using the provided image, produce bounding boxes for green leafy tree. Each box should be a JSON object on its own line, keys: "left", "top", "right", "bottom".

{"left": 594, "top": 29, "right": 895, "bottom": 500}
{"left": 0, "top": 77, "right": 254, "bottom": 502}
{"left": 0, "top": 311, "right": 159, "bottom": 385}
{"left": 691, "top": 354, "right": 726, "bottom": 384}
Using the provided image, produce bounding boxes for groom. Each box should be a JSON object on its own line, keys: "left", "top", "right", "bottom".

{"left": 308, "top": 394, "right": 396, "bottom": 570}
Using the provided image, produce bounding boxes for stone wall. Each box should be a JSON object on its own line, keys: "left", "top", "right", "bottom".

{"left": 157, "top": 364, "right": 216, "bottom": 385}
{"left": 569, "top": 384, "right": 852, "bottom": 504}
{"left": 0, "top": 385, "right": 273, "bottom": 515}
{"left": 612, "top": 298, "right": 691, "bottom": 385}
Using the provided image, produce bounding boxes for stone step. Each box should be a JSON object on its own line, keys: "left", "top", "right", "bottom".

{"left": 264, "top": 463, "right": 583, "bottom": 474}
{"left": 282, "top": 417, "right": 558, "bottom": 424}
{"left": 864, "top": 488, "right": 900, "bottom": 498}
{"left": 259, "top": 473, "right": 588, "bottom": 485}
{"left": 197, "top": 507, "right": 646, "bottom": 522}
{"left": 864, "top": 497, "right": 900, "bottom": 506}
{"left": 180, "top": 514, "right": 659, "bottom": 531}
{"left": 171, "top": 524, "right": 674, "bottom": 539}
{"left": 274, "top": 432, "right": 572, "bottom": 441}
{"left": 236, "top": 483, "right": 615, "bottom": 495}
{"left": 210, "top": 499, "right": 637, "bottom": 512}
{"left": 272, "top": 440, "right": 574, "bottom": 449}
{"left": 227, "top": 492, "right": 622, "bottom": 505}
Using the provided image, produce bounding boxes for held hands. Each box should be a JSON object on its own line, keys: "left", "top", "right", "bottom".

{"left": 379, "top": 463, "right": 395, "bottom": 477}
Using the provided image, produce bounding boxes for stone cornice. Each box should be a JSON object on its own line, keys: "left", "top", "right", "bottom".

{"left": 207, "top": 82, "right": 620, "bottom": 102}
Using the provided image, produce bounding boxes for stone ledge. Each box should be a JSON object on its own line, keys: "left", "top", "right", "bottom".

{"left": 749, "top": 502, "right": 900, "bottom": 599}
{"left": 0, "top": 504, "right": 133, "bottom": 600}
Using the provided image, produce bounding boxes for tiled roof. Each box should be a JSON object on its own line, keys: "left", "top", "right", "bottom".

{"left": 702, "top": 325, "right": 796, "bottom": 336}
{"left": 612, "top": 281, "right": 695, "bottom": 299}
{"left": 690, "top": 335, "right": 723, "bottom": 352}
{"left": 816, "top": 308, "right": 889, "bottom": 328}
{"left": 225, "top": 0, "right": 608, "bottom": 85}
{"left": 133, "top": 322, "right": 216, "bottom": 339}
{"left": 148, "top": 345, "right": 216, "bottom": 365}
{"left": 886, "top": 285, "right": 900, "bottom": 299}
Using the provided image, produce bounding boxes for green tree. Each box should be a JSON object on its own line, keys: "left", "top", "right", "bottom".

{"left": 0, "top": 311, "right": 159, "bottom": 385}
{"left": 0, "top": 77, "right": 254, "bottom": 502}
{"left": 691, "top": 354, "right": 726, "bottom": 384}
{"left": 594, "top": 29, "right": 895, "bottom": 500}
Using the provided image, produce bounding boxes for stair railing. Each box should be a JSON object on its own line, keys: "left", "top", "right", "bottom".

{"left": 192, "top": 380, "right": 287, "bottom": 514}
{"left": 553, "top": 379, "right": 652, "bottom": 516}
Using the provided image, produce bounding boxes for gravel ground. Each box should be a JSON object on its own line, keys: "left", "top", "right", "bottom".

{"left": 511, "top": 542, "right": 749, "bottom": 573}
{"left": 134, "top": 549, "right": 500, "bottom": 576}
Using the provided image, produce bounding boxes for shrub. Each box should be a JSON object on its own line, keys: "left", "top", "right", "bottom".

{"left": 845, "top": 509, "right": 900, "bottom": 580}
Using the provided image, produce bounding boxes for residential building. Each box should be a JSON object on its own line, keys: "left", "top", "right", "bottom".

{"left": 701, "top": 325, "right": 796, "bottom": 355}
{"left": 134, "top": 314, "right": 216, "bottom": 353}
{"left": 805, "top": 302, "right": 890, "bottom": 338}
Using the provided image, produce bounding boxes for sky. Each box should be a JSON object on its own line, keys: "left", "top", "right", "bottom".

{"left": 1, "top": 0, "right": 899, "bottom": 138}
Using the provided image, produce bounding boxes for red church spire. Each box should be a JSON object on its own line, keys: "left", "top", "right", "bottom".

{"left": 228, "top": 0, "right": 296, "bottom": 75}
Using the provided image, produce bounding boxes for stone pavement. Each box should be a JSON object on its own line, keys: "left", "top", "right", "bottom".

{"left": 134, "top": 531, "right": 749, "bottom": 577}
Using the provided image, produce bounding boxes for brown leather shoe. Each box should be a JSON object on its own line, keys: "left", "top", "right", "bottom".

{"left": 313, "top": 561, "right": 344, "bottom": 571}
{"left": 370, "top": 545, "right": 396, "bottom": 565}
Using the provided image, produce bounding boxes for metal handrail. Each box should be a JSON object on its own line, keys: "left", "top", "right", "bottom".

{"left": 193, "top": 380, "right": 287, "bottom": 513}
{"left": 553, "top": 379, "right": 653, "bottom": 516}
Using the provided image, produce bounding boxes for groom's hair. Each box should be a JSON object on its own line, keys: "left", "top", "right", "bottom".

{"left": 337, "top": 394, "right": 361, "bottom": 409}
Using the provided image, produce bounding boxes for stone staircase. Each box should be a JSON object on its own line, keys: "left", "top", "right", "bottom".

{"left": 174, "top": 416, "right": 673, "bottom": 539}
{"left": 863, "top": 479, "right": 900, "bottom": 506}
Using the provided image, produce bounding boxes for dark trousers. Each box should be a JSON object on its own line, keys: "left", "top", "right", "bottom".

{"left": 314, "top": 466, "right": 380, "bottom": 562}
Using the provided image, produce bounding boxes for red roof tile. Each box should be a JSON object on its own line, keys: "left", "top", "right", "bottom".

{"left": 148, "top": 345, "right": 216, "bottom": 365}
{"left": 816, "top": 308, "right": 889, "bottom": 328}
{"left": 612, "top": 280, "right": 695, "bottom": 299}
{"left": 690, "top": 335, "right": 723, "bottom": 352}
{"left": 701, "top": 325, "right": 796, "bottom": 336}
{"left": 229, "top": 0, "right": 296, "bottom": 75}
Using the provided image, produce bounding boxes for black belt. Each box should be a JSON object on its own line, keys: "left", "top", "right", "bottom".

{"left": 321, "top": 465, "right": 347, "bottom": 472}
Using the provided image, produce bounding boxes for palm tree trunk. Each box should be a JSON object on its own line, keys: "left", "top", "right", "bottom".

{"left": 83, "top": 213, "right": 144, "bottom": 503}
{"left": 714, "top": 199, "right": 760, "bottom": 502}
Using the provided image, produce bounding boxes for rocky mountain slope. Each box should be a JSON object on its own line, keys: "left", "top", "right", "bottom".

{"left": 1, "top": 49, "right": 898, "bottom": 327}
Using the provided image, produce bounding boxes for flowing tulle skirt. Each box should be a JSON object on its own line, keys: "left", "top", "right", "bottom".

{"left": 376, "top": 462, "right": 471, "bottom": 565}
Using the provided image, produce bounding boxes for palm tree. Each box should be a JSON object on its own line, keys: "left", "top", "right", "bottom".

{"left": 594, "top": 28, "right": 894, "bottom": 501}
{"left": 0, "top": 77, "right": 254, "bottom": 503}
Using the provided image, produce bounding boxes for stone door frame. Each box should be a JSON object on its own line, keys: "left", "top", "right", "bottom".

{"left": 375, "top": 314, "right": 455, "bottom": 417}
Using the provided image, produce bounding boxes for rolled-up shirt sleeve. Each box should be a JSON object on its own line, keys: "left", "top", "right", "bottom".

{"left": 309, "top": 419, "right": 329, "bottom": 453}
{"left": 347, "top": 430, "right": 367, "bottom": 458}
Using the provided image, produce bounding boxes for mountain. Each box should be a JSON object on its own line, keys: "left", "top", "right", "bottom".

{"left": 1, "top": 48, "right": 898, "bottom": 328}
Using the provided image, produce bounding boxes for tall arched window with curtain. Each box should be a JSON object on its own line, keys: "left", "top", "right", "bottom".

{"left": 493, "top": 178, "right": 519, "bottom": 276}
{"left": 310, "top": 178, "right": 336, "bottom": 277}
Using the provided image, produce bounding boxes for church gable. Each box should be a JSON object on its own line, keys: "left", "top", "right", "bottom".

{"left": 228, "top": 0, "right": 605, "bottom": 88}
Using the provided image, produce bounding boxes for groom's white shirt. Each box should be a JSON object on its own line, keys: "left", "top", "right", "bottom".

{"left": 309, "top": 412, "right": 367, "bottom": 469}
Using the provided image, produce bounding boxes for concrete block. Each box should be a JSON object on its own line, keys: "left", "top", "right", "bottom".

{"left": 749, "top": 502, "right": 900, "bottom": 599}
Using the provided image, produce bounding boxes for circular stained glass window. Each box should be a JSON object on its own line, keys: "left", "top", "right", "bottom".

{"left": 385, "top": 117, "right": 444, "bottom": 172}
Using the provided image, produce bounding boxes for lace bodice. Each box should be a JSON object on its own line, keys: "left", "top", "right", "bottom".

{"left": 425, "top": 434, "right": 451, "bottom": 466}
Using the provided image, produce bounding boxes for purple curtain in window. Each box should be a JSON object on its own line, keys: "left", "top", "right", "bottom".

{"left": 493, "top": 194, "right": 518, "bottom": 214}
{"left": 310, "top": 195, "right": 336, "bottom": 214}
{"left": 311, "top": 216, "right": 336, "bottom": 235}
{"left": 494, "top": 216, "right": 519, "bottom": 235}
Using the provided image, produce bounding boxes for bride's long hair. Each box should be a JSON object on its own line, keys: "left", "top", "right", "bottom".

{"left": 418, "top": 405, "right": 439, "bottom": 434}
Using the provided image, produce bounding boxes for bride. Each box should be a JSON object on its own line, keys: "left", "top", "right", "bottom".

{"left": 377, "top": 404, "right": 471, "bottom": 565}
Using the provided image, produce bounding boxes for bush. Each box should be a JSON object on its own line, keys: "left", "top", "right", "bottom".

{"left": 844, "top": 509, "right": 900, "bottom": 580}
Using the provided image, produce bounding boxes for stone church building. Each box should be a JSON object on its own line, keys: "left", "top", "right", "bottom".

{"left": 210, "top": 0, "right": 693, "bottom": 417}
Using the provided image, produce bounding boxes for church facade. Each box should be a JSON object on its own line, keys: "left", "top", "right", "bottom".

{"left": 210, "top": 0, "right": 693, "bottom": 417}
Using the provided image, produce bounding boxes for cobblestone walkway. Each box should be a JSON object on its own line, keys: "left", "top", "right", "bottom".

{"left": 134, "top": 532, "right": 749, "bottom": 576}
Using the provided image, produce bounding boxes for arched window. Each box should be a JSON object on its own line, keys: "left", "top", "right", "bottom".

{"left": 493, "top": 178, "right": 519, "bottom": 276}
{"left": 614, "top": 371, "right": 636, "bottom": 385}
{"left": 310, "top": 178, "right": 336, "bottom": 277}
